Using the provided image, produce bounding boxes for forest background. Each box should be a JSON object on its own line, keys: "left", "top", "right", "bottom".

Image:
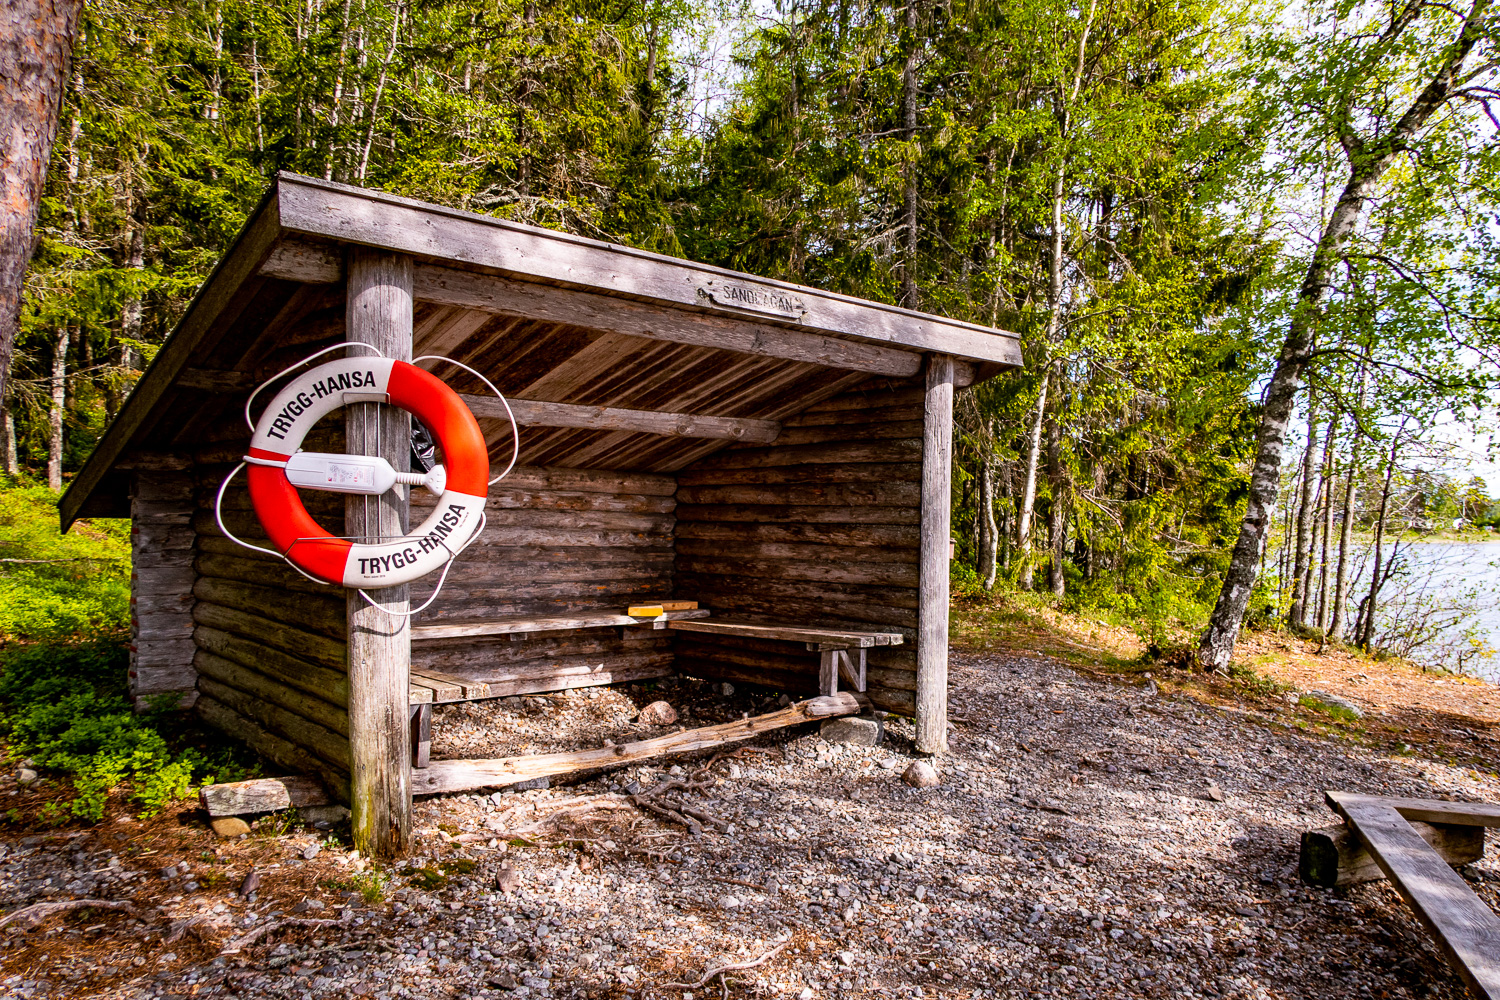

{"left": 3, "top": 0, "right": 1499, "bottom": 674}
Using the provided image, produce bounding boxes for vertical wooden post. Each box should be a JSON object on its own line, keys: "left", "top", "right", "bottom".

{"left": 916, "top": 353, "right": 954, "bottom": 754}
{"left": 345, "top": 249, "right": 413, "bottom": 858}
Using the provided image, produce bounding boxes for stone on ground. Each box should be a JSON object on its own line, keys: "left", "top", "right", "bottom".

{"left": 902, "top": 761, "right": 940, "bottom": 787}
{"left": 637, "top": 700, "right": 678, "bottom": 725}
{"left": 820, "top": 715, "right": 884, "bottom": 746}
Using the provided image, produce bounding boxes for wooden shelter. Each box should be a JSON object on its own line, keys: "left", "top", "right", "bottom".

{"left": 61, "top": 173, "right": 1021, "bottom": 855}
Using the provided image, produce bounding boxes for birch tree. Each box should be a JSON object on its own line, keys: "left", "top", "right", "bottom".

{"left": 1198, "top": 0, "right": 1496, "bottom": 670}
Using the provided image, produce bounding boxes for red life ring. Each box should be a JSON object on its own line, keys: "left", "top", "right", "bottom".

{"left": 244, "top": 356, "right": 489, "bottom": 588}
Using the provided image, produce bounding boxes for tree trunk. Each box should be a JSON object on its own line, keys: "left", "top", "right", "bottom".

{"left": 1359, "top": 426, "right": 1404, "bottom": 650}
{"left": 977, "top": 440, "right": 998, "bottom": 590}
{"left": 47, "top": 325, "right": 66, "bottom": 489}
{"left": 2, "top": 398, "right": 16, "bottom": 475}
{"left": 1195, "top": 0, "right": 1487, "bottom": 670}
{"left": 1015, "top": 376, "right": 1048, "bottom": 591}
{"left": 1315, "top": 415, "right": 1338, "bottom": 631}
{"left": 899, "top": 0, "right": 919, "bottom": 310}
{"left": 1288, "top": 404, "right": 1321, "bottom": 629}
{"left": 1045, "top": 408, "right": 1066, "bottom": 598}
{"left": 0, "top": 0, "right": 85, "bottom": 404}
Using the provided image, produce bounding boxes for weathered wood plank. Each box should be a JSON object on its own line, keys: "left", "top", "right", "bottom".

{"left": 200, "top": 775, "right": 332, "bottom": 817}
{"left": 1328, "top": 792, "right": 1500, "bottom": 1000}
{"left": 676, "top": 463, "right": 921, "bottom": 487}
{"left": 667, "top": 620, "right": 902, "bottom": 647}
{"left": 344, "top": 248, "right": 413, "bottom": 859}
{"left": 197, "top": 675, "right": 351, "bottom": 771}
{"left": 673, "top": 555, "right": 917, "bottom": 588}
{"left": 196, "top": 697, "right": 344, "bottom": 791}
{"left": 1333, "top": 793, "right": 1500, "bottom": 828}
{"left": 410, "top": 608, "right": 708, "bottom": 641}
{"left": 675, "top": 483, "right": 920, "bottom": 507}
{"left": 193, "top": 603, "right": 348, "bottom": 671}
{"left": 461, "top": 394, "right": 781, "bottom": 444}
{"left": 673, "top": 504, "right": 920, "bottom": 525}
{"left": 408, "top": 670, "right": 464, "bottom": 704}
{"left": 411, "top": 693, "right": 865, "bottom": 795}
{"left": 684, "top": 440, "right": 923, "bottom": 471}
{"left": 916, "top": 354, "right": 954, "bottom": 753}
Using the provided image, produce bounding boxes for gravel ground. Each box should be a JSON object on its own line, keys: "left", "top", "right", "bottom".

{"left": 1, "top": 649, "right": 1497, "bottom": 1000}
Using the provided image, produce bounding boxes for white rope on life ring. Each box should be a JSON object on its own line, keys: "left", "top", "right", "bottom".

{"left": 227, "top": 353, "right": 492, "bottom": 590}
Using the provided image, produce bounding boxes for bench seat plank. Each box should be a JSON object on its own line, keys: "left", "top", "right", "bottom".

{"left": 1329, "top": 791, "right": 1500, "bottom": 1000}
{"left": 411, "top": 607, "right": 709, "bottom": 641}
{"left": 667, "top": 620, "right": 903, "bottom": 648}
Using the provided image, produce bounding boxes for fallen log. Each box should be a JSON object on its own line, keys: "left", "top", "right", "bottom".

{"left": 412, "top": 691, "right": 867, "bottom": 796}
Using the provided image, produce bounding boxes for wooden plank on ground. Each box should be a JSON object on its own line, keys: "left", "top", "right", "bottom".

{"left": 411, "top": 692, "right": 866, "bottom": 796}
{"left": 667, "top": 620, "right": 902, "bottom": 647}
{"left": 411, "top": 607, "right": 709, "bottom": 641}
{"left": 1328, "top": 791, "right": 1500, "bottom": 1000}
{"left": 200, "top": 775, "right": 331, "bottom": 818}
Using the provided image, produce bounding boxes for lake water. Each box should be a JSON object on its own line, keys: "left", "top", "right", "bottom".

{"left": 1358, "top": 540, "right": 1500, "bottom": 682}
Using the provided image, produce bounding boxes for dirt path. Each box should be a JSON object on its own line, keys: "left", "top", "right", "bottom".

{"left": 0, "top": 650, "right": 1496, "bottom": 1000}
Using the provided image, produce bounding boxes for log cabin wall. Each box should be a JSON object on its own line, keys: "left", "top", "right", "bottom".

{"left": 129, "top": 468, "right": 198, "bottom": 710}
{"left": 671, "top": 377, "right": 924, "bottom": 715}
{"left": 189, "top": 429, "right": 353, "bottom": 797}
{"left": 409, "top": 465, "right": 677, "bottom": 696}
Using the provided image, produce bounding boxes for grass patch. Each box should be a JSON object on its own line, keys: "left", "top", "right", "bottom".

{"left": 321, "top": 869, "right": 389, "bottom": 903}
{"left": 0, "top": 480, "right": 130, "bottom": 640}
{"left": 1297, "top": 693, "right": 1363, "bottom": 725}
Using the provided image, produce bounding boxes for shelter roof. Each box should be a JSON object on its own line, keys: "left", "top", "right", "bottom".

{"left": 61, "top": 172, "right": 1020, "bottom": 528}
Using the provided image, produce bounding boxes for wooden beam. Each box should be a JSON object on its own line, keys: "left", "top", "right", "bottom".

{"left": 461, "top": 394, "right": 781, "bottom": 444}
{"left": 1328, "top": 791, "right": 1500, "bottom": 999}
{"left": 915, "top": 354, "right": 954, "bottom": 753}
{"left": 345, "top": 249, "right": 414, "bottom": 859}
{"left": 271, "top": 177, "right": 1022, "bottom": 366}
{"left": 410, "top": 693, "right": 865, "bottom": 796}
{"left": 1300, "top": 821, "right": 1485, "bottom": 888}
{"left": 1333, "top": 793, "right": 1500, "bottom": 828}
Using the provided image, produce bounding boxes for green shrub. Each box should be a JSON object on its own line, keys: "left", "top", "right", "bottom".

{"left": 0, "top": 637, "right": 253, "bottom": 822}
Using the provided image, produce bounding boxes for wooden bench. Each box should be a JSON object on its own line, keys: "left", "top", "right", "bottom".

{"left": 667, "top": 619, "right": 903, "bottom": 696}
{"left": 1310, "top": 792, "right": 1500, "bottom": 1000}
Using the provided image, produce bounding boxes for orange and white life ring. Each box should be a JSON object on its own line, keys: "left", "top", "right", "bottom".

{"left": 243, "top": 356, "right": 489, "bottom": 588}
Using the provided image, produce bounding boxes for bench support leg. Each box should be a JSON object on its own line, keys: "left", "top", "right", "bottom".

{"left": 837, "top": 649, "right": 866, "bottom": 692}
{"left": 819, "top": 650, "right": 839, "bottom": 696}
{"left": 410, "top": 703, "right": 431, "bottom": 770}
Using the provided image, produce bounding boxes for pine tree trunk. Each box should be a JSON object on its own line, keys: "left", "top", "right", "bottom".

{"left": 1197, "top": 0, "right": 1489, "bottom": 670}
{"left": 899, "top": 0, "right": 919, "bottom": 309}
{"left": 47, "top": 325, "right": 66, "bottom": 489}
{"left": 1288, "top": 405, "right": 1321, "bottom": 628}
{"left": 0, "top": 0, "right": 84, "bottom": 403}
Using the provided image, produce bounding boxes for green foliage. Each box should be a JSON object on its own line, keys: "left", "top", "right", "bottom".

{"left": 0, "top": 636, "right": 253, "bottom": 822}
{"left": 1297, "top": 693, "right": 1361, "bottom": 725}
{"left": 0, "top": 481, "right": 129, "bottom": 640}
{"left": 320, "top": 869, "right": 389, "bottom": 904}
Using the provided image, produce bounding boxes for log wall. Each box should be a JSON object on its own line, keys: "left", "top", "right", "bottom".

{"left": 190, "top": 436, "right": 353, "bottom": 794}
{"left": 130, "top": 468, "right": 198, "bottom": 709}
{"left": 671, "top": 377, "right": 924, "bottom": 714}
{"left": 410, "top": 465, "right": 677, "bottom": 694}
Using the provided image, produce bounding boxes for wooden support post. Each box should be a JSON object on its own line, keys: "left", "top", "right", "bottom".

{"left": 818, "top": 650, "right": 839, "bottom": 697}
{"left": 345, "top": 249, "right": 414, "bottom": 858}
{"left": 916, "top": 354, "right": 954, "bottom": 754}
{"left": 840, "top": 648, "right": 867, "bottom": 693}
{"left": 410, "top": 704, "right": 432, "bottom": 769}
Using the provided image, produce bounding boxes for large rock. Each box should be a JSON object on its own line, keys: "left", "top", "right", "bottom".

{"left": 902, "top": 761, "right": 940, "bottom": 788}
{"left": 636, "top": 700, "right": 678, "bottom": 725}
{"left": 820, "top": 716, "right": 883, "bottom": 746}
